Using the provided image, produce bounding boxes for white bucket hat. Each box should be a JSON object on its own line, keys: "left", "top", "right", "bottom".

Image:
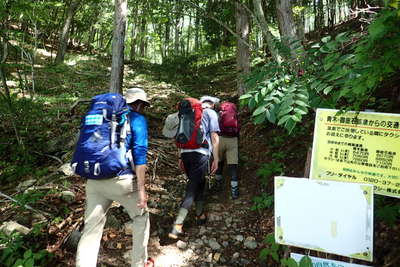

{"left": 125, "top": 88, "right": 150, "bottom": 106}
{"left": 162, "top": 112, "right": 179, "bottom": 138}
{"left": 200, "top": 95, "right": 220, "bottom": 104}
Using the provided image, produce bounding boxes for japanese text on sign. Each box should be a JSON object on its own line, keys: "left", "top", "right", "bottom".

{"left": 310, "top": 108, "right": 400, "bottom": 198}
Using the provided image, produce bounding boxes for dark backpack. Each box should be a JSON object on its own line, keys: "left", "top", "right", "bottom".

{"left": 71, "top": 93, "right": 131, "bottom": 179}
{"left": 219, "top": 102, "right": 239, "bottom": 137}
{"left": 175, "top": 97, "right": 207, "bottom": 149}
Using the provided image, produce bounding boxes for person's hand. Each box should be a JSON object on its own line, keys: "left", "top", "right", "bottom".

{"left": 137, "top": 190, "right": 148, "bottom": 209}
{"left": 178, "top": 159, "right": 185, "bottom": 171}
{"left": 210, "top": 158, "right": 218, "bottom": 174}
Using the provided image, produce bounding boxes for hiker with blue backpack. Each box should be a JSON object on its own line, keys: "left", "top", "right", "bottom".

{"left": 167, "top": 96, "right": 220, "bottom": 239}
{"left": 73, "top": 88, "right": 154, "bottom": 267}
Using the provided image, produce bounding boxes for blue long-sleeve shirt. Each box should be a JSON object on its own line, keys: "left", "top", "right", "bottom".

{"left": 128, "top": 111, "right": 148, "bottom": 166}
{"left": 119, "top": 110, "right": 148, "bottom": 176}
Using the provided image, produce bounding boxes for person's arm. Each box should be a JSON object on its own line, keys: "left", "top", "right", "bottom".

{"left": 131, "top": 113, "right": 149, "bottom": 208}
{"left": 210, "top": 131, "right": 219, "bottom": 174}
{"left": 178, "top": 151, "right": 185, "bottom": 171}
{"left": 135, "top": 164, "right": 147, "bottom": 208}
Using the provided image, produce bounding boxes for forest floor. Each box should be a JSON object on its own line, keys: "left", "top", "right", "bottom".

{"left": 1, "top": 50, "right": 400, "bottom": 267}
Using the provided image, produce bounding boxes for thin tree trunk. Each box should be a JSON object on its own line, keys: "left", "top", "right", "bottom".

{"left": 129, "top": 4, "right": 139, "bottom": 61}
{"left": 186, "top": 14, "right": 192, "bottom": 56}
{"left": 194, "top": 0, "right": 200, "bottom": 52}
{"left": 55, "top": 0, "right": 80, "bottom": 64}
{"left": 275, "top": 0, "right": 304, "bottom": 66}
{"left": 110, "top": 0, "right": 128, "bottom": 93}
{"left": 235, "top": 2, "right": 250, "bottom": 96}
{"left": 253, "top": 0, "right": 282, "bottom": 64}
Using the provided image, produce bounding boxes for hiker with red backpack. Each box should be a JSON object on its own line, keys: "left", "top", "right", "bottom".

{"left": 73, "top": 88, "right": 154, "bottom": 267}
{"left": 214, "top": 101, "right": 240, "bottom": 199}
{"left": 168, "top": 96, "right": 220, "bottom": 239}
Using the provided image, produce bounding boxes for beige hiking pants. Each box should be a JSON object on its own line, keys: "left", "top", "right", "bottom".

{"left": 218, "top": 136, "right": 238, "bottom": 164}
{"left": 76, "top": 175, "right": 150, "bottom": 267}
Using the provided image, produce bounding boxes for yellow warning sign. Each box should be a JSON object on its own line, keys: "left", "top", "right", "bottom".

{"left": 310, "top": 108, "right": 400, "bottom": 198}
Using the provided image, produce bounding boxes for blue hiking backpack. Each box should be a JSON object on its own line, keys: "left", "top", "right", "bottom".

{"left": 71, "top": 93, "right": 132, "bottom": 179}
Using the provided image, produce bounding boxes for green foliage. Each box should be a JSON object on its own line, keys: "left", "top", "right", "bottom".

{"left": 375, "top": 195, "right": 400, "bottom": 226}
{"left": 251, "top": 192, "right": 274, "bottom": 211}
{"left": 256, "top": 161, "right": 284, "bottom": 187}
{"left": 12, "top": 191, "right": 46, "bottom": 211}
{"left": 260, "top": 234, "right": 312, "bottom": 267}
{"left": 0, "top": 230, "right": 52, "bottom": 267}
{"left": 0, "top": 94, "right": 57, "bottom": 182}
{"left": 281, "top": 256, "right": 313, "bottom": 267}
{"left": 240, "top": 60, "right": 310, "bottom": 133}
{"left": 259, "top": 234, "right": 282, "bottom": 262}
{"left": 241, "top": 6, "right": 400, "bottom": 132}
{"left": 202, "top": 1, "right": 236, "bottom": 49}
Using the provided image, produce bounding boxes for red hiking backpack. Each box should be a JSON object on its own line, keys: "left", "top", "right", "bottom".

{"left": 219, "top": 102, "right": 239, "bottom": 137}
{"left": 175, "top": 98, "right": 207, "bottom": 149}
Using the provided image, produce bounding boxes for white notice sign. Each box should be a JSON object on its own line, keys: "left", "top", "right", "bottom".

{"left": 291, "top": 253, "right": 372, "bottom": 267}
{"left": 275, "top": 177, "right": 373, "bottom": 261}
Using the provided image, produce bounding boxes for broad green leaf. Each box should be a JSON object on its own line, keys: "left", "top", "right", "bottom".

{"left": 259, "top": 248, "right": 269, "bottom": 260}
{"left": 296, "top": 93, "right": 308, "bottom": 100}
{"left": 310, "top": 80, "right": 321, "bottom": 89}
{"left": 285, "top": 118, "right": 297, "bottom": 133}
{"left": 253, "top": 105, "right": 266, "bottom": 116}
{"left": 299, "top": 255, "right": 313, "bottom": 267}
{"left": 261, "top": 87, "right": 267, "bottom": 96}
{"left": 323, "top": 86, "right": 334, "bottom": 95}
{"left": 294, "top": 107, "right": 307, "bottom": 115}
{"left": 278, "top": 106, "right": 293, "bottom": 117}
{"left": 286, "top": 258, "right": 300, "bottom": 267}
{"left": 264, "top": 233, "right": 275, "bottom": 244}
{"left": 321, "top": 36, "right": 331, "bottom": 43}
{"left": 249, "top": 98, "right": 257, "bottom": 110}
{"left": 239, "top": 94, "right": 252, "bottom": 100}
{"left": 266, "top": 109, "right": 276, "bottom": 123}
{"left": 24, "top": 258, "right": 35, "bottom": 267}
{"left": 278, "top": 114, "right": 291, "bottom": 125}
{"left": 335, "top": 32, "right": 349, "bottom": 42}
{"left": 254, "top": 112, "right": 266, "bottom": 124}
{"left": 291, "top": 114, "right": 302, "bottom": 122}
{"left": 316, "top": 83, "right": 327, "bottom": 93}
{"left": 24, "top": 250, "right": 33, "bottom": 259}
{"left": 271, "top": 251, "right": 280, "bottom": 262}
{"left": 295, "top": 100, "right": 308, "bottom": 107}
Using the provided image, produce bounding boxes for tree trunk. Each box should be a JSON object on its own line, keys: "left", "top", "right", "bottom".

{"left": 275, "top": 0, "right": 304, "bottom": 66}
{"left": 186, "top": 14, "right": 192, "bottom": 56}
{"left": 55, "top": 0, "right": 80, "bottom": 64}
{"left": 252, "top": 0, "right": 282, "bottom": 64}
{"left": 276, "top": 0, "right": 298, "bottom": 43}
{"left": 194, "top": 0, "right": 200, "bottom": 52}
{"left": 110, "top": 0, "right": 128, "bottom": 93}
{"left": 139, "top": 17, "right": 146, "bottom": 57}
{"left": 235, "top": 2, "right": 250, "bottom": 96}
{"left": 129, "top": 22, "right": 137, "bottom": 61}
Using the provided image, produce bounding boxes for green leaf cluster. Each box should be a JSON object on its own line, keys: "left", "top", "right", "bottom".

{"left": 241, "top": 6, "right": 400, "bottom": 132}
{"left": 240, "top": 61, "right": 309, "bottom": 133}
{"left": 259, "top": 233, "right": 312, "bottom": 267}
{"left": 251, "top": 192, "right": 274, "bottom": 211}
{"left": 256, "top": 160, "right": 284, "bottom": 187}
{"left": 0, "top": 231, "right": 52, "bottom": 267}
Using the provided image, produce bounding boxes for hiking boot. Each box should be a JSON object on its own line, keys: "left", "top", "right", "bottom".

{"left": 196, "top": 212, "right": 207, "bottom": 225}
{"left": 145, "top": 258, "right": 155, "bottom": 267}
{"left": 231, "top": 186, "right": 239, "bottom": 200}
{"left": 168, "top": 224, "right": 183, "bottom": 239}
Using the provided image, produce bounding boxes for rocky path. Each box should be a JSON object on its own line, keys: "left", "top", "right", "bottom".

{"left": 115, "top": 136, "right": 262, "bottom": 267}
